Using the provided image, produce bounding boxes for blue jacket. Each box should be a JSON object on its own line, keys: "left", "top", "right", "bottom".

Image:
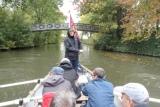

{"left": 81, "top": 78, "right": 114, "bottom": 107}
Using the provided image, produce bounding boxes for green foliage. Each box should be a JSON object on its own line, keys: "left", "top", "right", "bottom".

{"left": 0, "top": 0, "right": 65, "bottom": 49}
{"left": 94, "top": 32, "right": 160, "bottom": 56}
{"left": 74, "top": 0, "right": 160, "bottom": 56}
{"left": 94, "top": 30, "right": 119, "bottom": 50}
{"left": 0, "top": 8, "right": 33, "bottom": 48}
{"left": 21, "top": 0, "right": 64, "bottom": 23}
{"left": 76, "top": 0, "right": 118, "bottom": 32}
{"left": 77, "top": 0, "right": 160, "bottom": 41}
{"left": 118, "top": 0, "right": 160, "bottom": 42}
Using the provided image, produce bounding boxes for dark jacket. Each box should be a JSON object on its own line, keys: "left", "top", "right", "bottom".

{"left": 81, "top": 78, "right": 115, "bottom": 107}
{"left": 64, "top": 32, "right": 82, "bottom": 60}
{"left": 59, "top": 61, "right": 81, "bottom": 98}
{"left": 60, "top": 61, "right": 78, "bottom": 82}
{"left": 42, "top": 75, "right": 73, "bottom": 94}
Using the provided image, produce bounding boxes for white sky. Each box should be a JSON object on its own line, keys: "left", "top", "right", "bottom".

{"left": 59, "top": 0, "right": 80, "bottom": 23}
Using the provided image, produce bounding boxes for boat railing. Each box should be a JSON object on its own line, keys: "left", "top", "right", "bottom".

{"left": 0, "top": 78, "right": 43, "bottom": 89}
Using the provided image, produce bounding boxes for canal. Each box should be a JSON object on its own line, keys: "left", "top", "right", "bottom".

{"left": 0, "top": 43, "right": 160, "bottom": 107}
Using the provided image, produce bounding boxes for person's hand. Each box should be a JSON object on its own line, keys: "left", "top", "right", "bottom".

{"left": 79, "top": 49, "right": 83, "bottom": 53}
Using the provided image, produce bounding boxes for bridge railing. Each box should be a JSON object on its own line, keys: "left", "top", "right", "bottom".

{"left": 31, "top": 23, "right": 99, "bottom": 32}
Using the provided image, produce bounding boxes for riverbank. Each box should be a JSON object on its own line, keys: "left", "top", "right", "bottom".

{"left": 84, "top": 33, "right": 160, "bottom": 57}
{"left": 0, "top": 33, "right": 61, "bottom": 52}
{"left": 1, "top": 33, "right": 160, "bottom": 57}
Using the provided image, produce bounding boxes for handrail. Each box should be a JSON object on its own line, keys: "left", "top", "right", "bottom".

{"left": 0, "top": 78, "right": 43, "bottom": 89}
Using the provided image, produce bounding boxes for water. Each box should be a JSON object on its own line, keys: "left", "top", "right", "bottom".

{"left": 0, "top": 43, "right": 160, "bottom": 107}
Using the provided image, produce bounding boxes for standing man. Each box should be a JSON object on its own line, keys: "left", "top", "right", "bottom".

{"left": 64, "top": 29, "right": 82, "bottom": 71}
{"left": 79, "top": 67, "right": 115, "bottom": 107}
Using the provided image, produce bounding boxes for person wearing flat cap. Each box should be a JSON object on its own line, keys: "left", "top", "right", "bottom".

{"left": 113, "top": 83, "right": 149, "bottom": 107}
{"left": 42, "top": 67, "right": 73, "bottom": 94}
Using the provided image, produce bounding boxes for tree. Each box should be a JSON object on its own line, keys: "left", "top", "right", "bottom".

{"left": 0, "top": 0, "right": 65, "bottom": 49}
{"left": 75, "top": 0, "right": 160, "bottom": 42}
{"left": 74, "top": 0, "right": 118, "bottom": 32}
{"left": 117, "top": 0, "right": 160, "bottom": 42}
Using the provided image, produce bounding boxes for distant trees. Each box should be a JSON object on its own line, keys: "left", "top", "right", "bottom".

{"left": 74, "top": 0, "right": 160, "bottom": 42}
{"left": 117, "top": 0, "right": 160, "bottom": 42}
{"left": 73, "top": 0, "right": 160, "bottom": 56}
{"left": 0, "top": 0, "right": 65, "bottom": 49}
{"left": 76, "top": 0, "right": 118, "bottom": 32}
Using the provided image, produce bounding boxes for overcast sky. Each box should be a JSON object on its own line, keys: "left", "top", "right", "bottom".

{"left": 59, "top": 0, "right": 80, "bottom": 23}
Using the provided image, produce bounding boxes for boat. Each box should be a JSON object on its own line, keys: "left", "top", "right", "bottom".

{"left": 23, "top": 65, "right": 91, "bottom": 107}
{"left": 0, "top": 65, "right": 160, "bottom": 107}
{"left": 0, "top": 65, "right": 91, "bottom": 107}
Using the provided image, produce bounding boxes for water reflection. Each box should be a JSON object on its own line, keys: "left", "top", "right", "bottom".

{"left": 0, "top": 43, "right": 160, "bottom": 107}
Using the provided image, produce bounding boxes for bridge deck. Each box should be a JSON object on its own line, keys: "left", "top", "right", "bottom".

{"left": 31, "top": 23, "right": 99, "bottom": 32}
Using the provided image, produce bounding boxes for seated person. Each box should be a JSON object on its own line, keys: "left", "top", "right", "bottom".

{"left": 80, "top": 67, "right": 115, "bottom": 107}
{"left": 59, "top": 58, "right": 78, "bottom": 83}
{"left": 49, "top": 91, "right": 76, "bottom": 107}
{"left": 42, "top": 67, "right": 73, "bottom": 94}
{"left": 113, "top": 83, "right": 149, "bottom": 107}
{"left": 59, "top": 58, "right": 80, "bottom": 98}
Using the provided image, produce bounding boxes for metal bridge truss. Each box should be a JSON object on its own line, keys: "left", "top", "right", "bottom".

{"left": 31, "top": 23, "right": 99, "bottom": 32}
